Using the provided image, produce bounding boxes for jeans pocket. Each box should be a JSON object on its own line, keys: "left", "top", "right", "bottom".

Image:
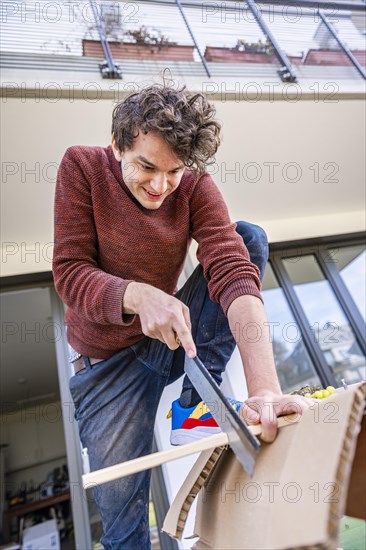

{"left": 131, "top": 337, "right": 172, "bottom": 378}
{"left": 68, "top": 360, "right": 97, "bottom": 420}
{"left": 68, "top": 351, "right": 123, "bottom": 420}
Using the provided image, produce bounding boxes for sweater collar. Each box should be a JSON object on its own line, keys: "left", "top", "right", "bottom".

{"left": 107, "top": 144, "right": 123, "bottom": 182}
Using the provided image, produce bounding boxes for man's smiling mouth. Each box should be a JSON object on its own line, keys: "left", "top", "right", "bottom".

{"left": 143, "top": 188, "right": 164, "bottom": 200}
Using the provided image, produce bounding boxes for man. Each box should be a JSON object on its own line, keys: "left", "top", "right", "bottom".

{"left": 53, "top": 84, "right": 309, "bottom": 549}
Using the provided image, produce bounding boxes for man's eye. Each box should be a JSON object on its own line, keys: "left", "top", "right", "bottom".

{"left": 141, "top": 164, "right": 153, "bottom": 171}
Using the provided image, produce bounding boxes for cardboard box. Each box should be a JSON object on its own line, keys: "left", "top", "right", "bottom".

{"left": 163, "top": 382, "right": 366, "bottom": 549}
{"left": 21, "top": 520, "right": 60, "bottom": 550}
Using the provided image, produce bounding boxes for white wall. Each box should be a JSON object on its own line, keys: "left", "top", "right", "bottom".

{"left": 1, "top": 95, "right": 365, "bottom": 276}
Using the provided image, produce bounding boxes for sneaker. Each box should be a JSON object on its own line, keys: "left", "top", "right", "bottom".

{"left": 168, "top": 397, "right": 243, "bottom": 446}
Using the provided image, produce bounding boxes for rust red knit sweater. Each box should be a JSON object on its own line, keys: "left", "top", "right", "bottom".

{"left": 52, "top": 144, "right": 262, "bottom": 359}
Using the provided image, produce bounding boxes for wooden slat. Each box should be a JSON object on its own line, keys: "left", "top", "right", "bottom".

{"left": 82, "top": 413, "right": 299, "bottom": 488}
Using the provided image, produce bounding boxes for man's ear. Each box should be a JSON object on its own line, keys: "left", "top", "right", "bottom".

{"left": 111, "top": 133, "right": 122, "bottom": 161}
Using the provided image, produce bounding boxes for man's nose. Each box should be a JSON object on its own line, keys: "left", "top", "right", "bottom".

{"left": 150, "top": 173, "right": 168, "bottom": 194}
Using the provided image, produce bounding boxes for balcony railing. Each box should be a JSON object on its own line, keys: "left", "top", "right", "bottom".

{"left": 1, "top": 0, "right": 365, "bottom": 81}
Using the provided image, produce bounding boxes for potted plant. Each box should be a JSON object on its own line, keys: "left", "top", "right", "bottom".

{"left": 82, "top": 25, "right": 195, "bottom": 62}
{"left": 236, "top": 38, "right": 274, "bottom": 54}
{"left": 204, "top": 38, "right": 303, "bottom": 65}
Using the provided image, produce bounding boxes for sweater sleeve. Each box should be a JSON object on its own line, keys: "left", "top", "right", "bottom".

{"left": 52, "top": 146, "right": 136, "bottom": 326}
{"left": 189, "top": 173, "right": 263, "bottom": 315}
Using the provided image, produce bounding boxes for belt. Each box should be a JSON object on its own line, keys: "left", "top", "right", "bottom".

{"left": 73, "top": 356, "right": 104, "bottom": 375}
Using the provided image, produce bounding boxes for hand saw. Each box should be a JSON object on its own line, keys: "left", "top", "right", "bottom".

{"left": 184, "top": 354, "right": 260, "bottom": 477}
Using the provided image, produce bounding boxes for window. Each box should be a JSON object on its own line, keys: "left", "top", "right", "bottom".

{"left": 282, "top": 254, "right": 365, "bottom": 386}
{"left": 329, "top": 245, "right": 366, "bottom": 321}
{"left": 266, "top": 235, "right": 366, "bottom": 389}
{"left": 261, "top": 263, "right": 321, "bottom": 393}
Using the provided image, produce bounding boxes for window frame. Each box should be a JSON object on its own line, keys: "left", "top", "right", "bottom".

{"left": 268, "top": 231, "right": 366, "bottom": 388}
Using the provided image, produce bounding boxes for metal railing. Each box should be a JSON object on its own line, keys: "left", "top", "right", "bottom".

{"left": 1, "top": 0, "right": 365, "bottom": 82}
{"left": 89, "top": 0, "right": 123, "bottom": 77}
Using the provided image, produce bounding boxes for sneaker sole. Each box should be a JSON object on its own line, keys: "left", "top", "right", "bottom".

{"left": 170, "top": 426, "right": 222, "bottom": 446}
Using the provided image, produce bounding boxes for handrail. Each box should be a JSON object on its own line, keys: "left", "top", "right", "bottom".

{"left": 170, "top": 0, "right": 366, "bottom": 11}
{"left": 261, "top": 0, "right": 365, "bottom": 9}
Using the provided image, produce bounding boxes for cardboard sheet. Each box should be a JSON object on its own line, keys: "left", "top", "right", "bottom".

{"left": 163, "top": 382, "right": 366, "bottom": 550}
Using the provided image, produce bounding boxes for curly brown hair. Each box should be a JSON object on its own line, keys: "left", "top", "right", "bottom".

{"left": 111, "top": 84, "right": 221, "bottom": 174}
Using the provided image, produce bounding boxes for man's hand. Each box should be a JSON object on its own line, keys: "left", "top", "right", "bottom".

{"left": 239, "top": 391, "right": 312, "bottom": 443}
{"left": 227, "top": 295, "right": 312, "bottom": 442}
{"left": 123, "top": 282, "right": 196, "bottom": 358}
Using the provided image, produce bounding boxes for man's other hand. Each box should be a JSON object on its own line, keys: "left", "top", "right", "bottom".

{"left": 123, "top": 282, "right": 196, "bottom": 358}
{"left": 239, "top": 392, "right": 311, "bottom": 443}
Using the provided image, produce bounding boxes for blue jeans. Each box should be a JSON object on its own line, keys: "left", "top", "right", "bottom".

{"left": 68, "top": 221, "right": 268, "bottom": 550}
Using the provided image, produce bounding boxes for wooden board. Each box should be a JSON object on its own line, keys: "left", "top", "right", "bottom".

{"left": 82, "top": 413, "right": 299, "bottom": 488}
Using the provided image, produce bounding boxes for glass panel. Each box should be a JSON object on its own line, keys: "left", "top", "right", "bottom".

{"left": 283, "top": 255, "right": 366, "bottom": 386}
{"left": 261, "top": 263, "right": 321, "bottom": 393}
{"left": 329, "top": 245, "right": 366, "bottom": 321}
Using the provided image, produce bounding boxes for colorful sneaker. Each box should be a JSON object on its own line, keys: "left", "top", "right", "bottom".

{"left": 168, "top": 397, "right": 243, "bottom": 445}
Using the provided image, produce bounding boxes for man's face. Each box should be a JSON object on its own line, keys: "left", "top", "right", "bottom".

{"left": 111, "top": 131, "right": 185, "bottom": 210}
